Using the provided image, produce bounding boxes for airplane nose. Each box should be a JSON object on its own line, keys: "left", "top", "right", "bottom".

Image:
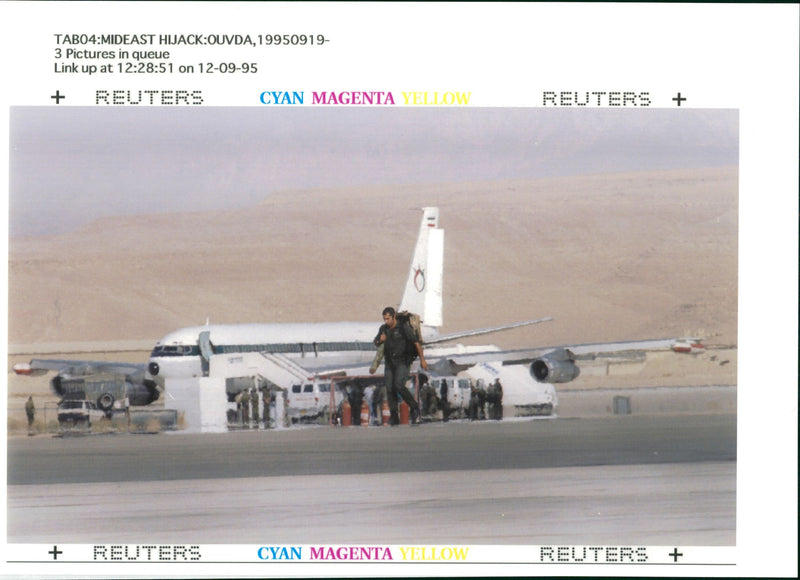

{"left": 148, "top": 362, "right": 160, "bottom": 376}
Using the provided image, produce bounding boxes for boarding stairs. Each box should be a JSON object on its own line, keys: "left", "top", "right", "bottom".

{"left": 254, "top": 352, "right": 317, "bottom": 391}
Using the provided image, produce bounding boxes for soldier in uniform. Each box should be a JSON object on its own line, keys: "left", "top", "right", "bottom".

{"left": 25, "top": 396, "right": 35, "bottom": 435}
{"left": 439, "top": 379, "right": 450, "bottom": 422}
{"left": 373, "top": 306, "right": 426, "bottom": 425}
{"left": 347, "top": 381, "right": 364, "bottom": 425}
{"left": 241, "top": 388, "right": 250, "bottom": 427}
{"left": 488, "top": 378, "right": 504, "bottom": 420}
{"left": 260, "top": 386, "right": 270, "bottom": 428}
{"left": 477, "top": 380, "right": 487, "bottom": 420}
{"left": 468, "top": 381, "right": 479, "bottom": 420}
{"left": 487, "top": 379, "right": 498, "bottom": 419}
{"left": 251, "top": 388, "right": 260, "bottom": 428}
{"left": 419, "top": 373, "right": 437, "bottom": 419}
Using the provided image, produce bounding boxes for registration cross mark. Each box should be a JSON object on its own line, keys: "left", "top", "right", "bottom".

{"left": 48, "top": 545, "right": 63, "bottom": 560}
{"left": 51, "top": 90, "right": 65, "bottom": 104}
{"left": 669, "top": 547, "right": 683, "bottom": 562}
{"left": 672, "top": 92, "right": 686, "bottom": 106}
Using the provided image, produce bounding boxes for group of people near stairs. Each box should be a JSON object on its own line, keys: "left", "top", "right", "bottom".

{"left": 370, "top": 306, "right": 503, "bottom": 426}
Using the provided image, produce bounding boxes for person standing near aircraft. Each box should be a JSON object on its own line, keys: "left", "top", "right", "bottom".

{"left": 439, "top": 379, "right": 450, "bottom": 422}
{"left": 477, "top": 380, "right": 487, "bottom": 420}
{"left": 419, "top": 373, "right": 437, "bottom": 419}
{"left": 260, "top": 387, "right": 272, "bottom": 429}
{"left": 488, "top": 378, "right": 504, "bottom": 420}
{"left": 241, "top": 388, "right": 250, "bottom": 427}
{"left": 347, "top": 381, "right": 364, "bottom": 426}
{"left": 25, "top": 396, "right": 35, "bottom": 435}
{"left": 251, "top": 388, "right": 260, "bottom": 428}
{"left": 373, "top": 307, "right": 426, "bottom": 425}
{"left": 468, "top": 381, "right": 479, "bottom": 420}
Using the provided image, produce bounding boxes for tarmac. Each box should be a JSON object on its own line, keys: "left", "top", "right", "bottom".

{"left": 8, "top": 413, "right": 736, "bottom": 545}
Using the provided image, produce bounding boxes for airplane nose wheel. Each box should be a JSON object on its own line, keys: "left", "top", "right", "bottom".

{"left": 148, "top": 362, "right": 160, "bottom": 376}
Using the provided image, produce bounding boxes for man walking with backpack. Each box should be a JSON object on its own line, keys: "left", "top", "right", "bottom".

{"left": 373, "top": 306, "right": 427, "bottom": 425}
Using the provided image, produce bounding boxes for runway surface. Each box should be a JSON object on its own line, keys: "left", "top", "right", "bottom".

{"left": 7, "top": 414, "right": 736, "bottom": 545}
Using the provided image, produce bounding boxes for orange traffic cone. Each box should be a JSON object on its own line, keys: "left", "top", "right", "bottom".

{"left": 399, "top": 401, "right": 410, "bottom": 425}
{"left": 381, "top": 400, "right": 390, "bottom": 426}
{"left": 342, "top": 400, "right": 351, "bottom": 427}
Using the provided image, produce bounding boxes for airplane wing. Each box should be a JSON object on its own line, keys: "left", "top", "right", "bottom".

{"left": 14, "top": 359, "right": 160, "bottom": 407}
{"left": 422, "top": 337, "right": 686, "bottom": 383}
{"left": 293, "top": 337, "right": 682, "bottom": 384}
{"left": 13, "top": 359, "right": 147, "bottom": 377}
{"left": 494, "top": 338, "right": 680, "bottom": 364}
{"left": 423, "top": 317, "right": 553, "bottom": 344}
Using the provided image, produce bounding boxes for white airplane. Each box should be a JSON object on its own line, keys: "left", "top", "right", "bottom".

{"left": 144, "top": 206, "right": 554, "bottom": 388}
{"left": 15, "top": 206, "right": 683, "bottom": 411}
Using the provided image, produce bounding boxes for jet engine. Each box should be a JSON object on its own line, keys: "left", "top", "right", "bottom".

{"left": 530, "top": 349, "right": 580, "bottom": 383}
{"left": 50, "top": 373, "right": 160, "bottom": 407}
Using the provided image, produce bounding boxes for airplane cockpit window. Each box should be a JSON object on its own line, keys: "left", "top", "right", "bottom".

{"left": 291, "top": 385, "right": 302, "bottom": 393}
{"left": 151, "top": 345, "right": 194, "bottom": 357}
{"left": 318, "top": 384, "right": 330, "bottom": 393}
{"left": 303, "top": 384, "right": 314, "bottom": 393}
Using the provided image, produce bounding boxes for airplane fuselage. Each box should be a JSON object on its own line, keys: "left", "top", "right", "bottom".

{"left": 147, "top": 321, "right": 391, "bottom": 385}
{"left": 18, "top": 207, "right": 588, "bottom": 418}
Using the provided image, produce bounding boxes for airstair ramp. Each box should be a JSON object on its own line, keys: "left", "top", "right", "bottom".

{"left": 209, "top": 352, "right": 314, "bottom": 391}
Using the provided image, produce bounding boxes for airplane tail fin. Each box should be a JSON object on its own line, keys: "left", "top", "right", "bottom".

{"left": 398, "top": 207, "right": 444, "bottom": 329}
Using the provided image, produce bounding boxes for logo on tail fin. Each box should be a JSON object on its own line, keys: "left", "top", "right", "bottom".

{"left": 413, "top": 266, "right": 425, "bottom": 292}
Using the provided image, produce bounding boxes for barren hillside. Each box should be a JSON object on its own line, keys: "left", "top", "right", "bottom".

{"left": 8, "top": 167, "right": 738, "bottom": 349}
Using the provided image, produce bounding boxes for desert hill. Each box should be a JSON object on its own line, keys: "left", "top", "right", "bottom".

{"left": 8, "top": 166, "right": 738, "bottom": 350}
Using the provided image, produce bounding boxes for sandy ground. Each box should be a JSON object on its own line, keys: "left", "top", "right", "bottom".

{"left": 7, "top": 167, "right": 738, "bottom": 427}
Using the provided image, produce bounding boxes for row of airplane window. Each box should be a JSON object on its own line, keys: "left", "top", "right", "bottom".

{"left": 216, "top": 342, "right": 375, "bottom": 355}
{"left": 152, "top": 341, "right": 375, "bottom": 357}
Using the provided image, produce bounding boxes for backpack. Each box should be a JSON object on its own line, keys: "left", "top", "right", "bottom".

{"left": 396, "top": 310, "right": 422, "bottom": 360}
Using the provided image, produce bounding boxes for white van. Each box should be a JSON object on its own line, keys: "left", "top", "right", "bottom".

{"left": 286, "top": 380, "right": 344, "bottom": 422}
{"left": 430, "top": 376, "right": 473, "bottom": 418}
